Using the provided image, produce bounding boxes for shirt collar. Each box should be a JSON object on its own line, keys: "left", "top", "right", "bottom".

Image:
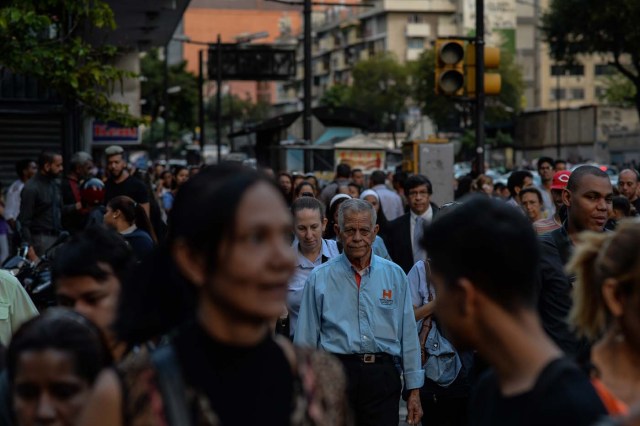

{"left": 410, "top": 205, "right": 432, "bottom": 222}
{"left": 120, "top": 224, "right": 137, "bottom": 235}
{"left": 293, "top": 238, "right": 332, "bottom": 266}
{"left": 338, "top": 250, "right": 376, "bottom": 275}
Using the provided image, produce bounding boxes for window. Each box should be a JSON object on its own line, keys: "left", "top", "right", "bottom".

{"left": 550, "top": 65, "right": 584, "bottom": 76}
{"left": 407, "top": 37, "right": 424, "bottom": 49}
{"left": 550, "top": 88, "right": 566, "bottom": 101}
{"left": 408, "top": 14, "right": 424, "bottom": 24}
{"left": 595, "top": 64, "right": 614, "bottom": 76}
{"left": 571, "top": 88, "right": 585, "bottom": 100}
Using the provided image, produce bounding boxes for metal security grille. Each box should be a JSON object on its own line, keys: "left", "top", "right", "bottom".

{"left": 0, "top": 113, "right": 63, "bottom": 190}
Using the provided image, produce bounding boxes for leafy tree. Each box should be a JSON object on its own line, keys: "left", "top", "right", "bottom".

{"left": 541, "top": 0, "right": 640, "bottom": 119}
{"left": 320, "top": 83, "right": 352, "bottom": 108}
{"left": 411, "top": 48, "right": 524, "bottom": 131}
{"left": 598, "top": 72, "right": 637, "bottom": 108}
{"left": 349, "top": 53, "right": 412, "bottom": 130}
{"left": 0, "top": 0, "right": 137, "bottom": 124}
{"left": 140, "top": 49, "right": 199, "bottom": 135}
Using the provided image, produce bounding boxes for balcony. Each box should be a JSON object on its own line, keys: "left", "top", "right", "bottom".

{"left": 406, "top": 23, "right": 431, "bottom": 38}
{"left": 382, "top": 0, "right": 457, "bottom": 13}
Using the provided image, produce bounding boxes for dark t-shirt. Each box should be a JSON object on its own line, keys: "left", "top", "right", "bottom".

{"left": 469, "top": 358, "right": 607, "bottom": 426}
{"left": 174, "top": 321, "right": 293, "bottom": 426}
{"left": 105, "top": 175, "right": 149, "bottom": 205}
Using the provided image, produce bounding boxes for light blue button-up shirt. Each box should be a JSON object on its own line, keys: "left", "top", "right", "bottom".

{"left": 287, "top": 239, "right": 340, "bottom": 337}
{"left": 295, "top": 252, "right": 425, "bottom": 390}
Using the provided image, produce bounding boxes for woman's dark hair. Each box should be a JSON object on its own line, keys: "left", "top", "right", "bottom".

{"left": 6, "top": 308, "right": 112, "bottom": 385}
{"left": 115, "top": 164, "right": 281, "bottom": 345}
{"left": 376, "top": 199, "right": 389, "bottom": 237}
{"left": 108, "top": 195, "right": 158, "bottom": 243}
{"left": 613, "top": 195, "right": 631, "bottom": 217}
{"left": 172, "top": 166, "right": 188, "bottom": 189}
{"left": 519, "top": 187, "right": 543, "bottom": 204}
{"left": 295, "top": 181, "right": 315, "bottom": 198}
{"left": 292, "top": 197, "right": 325, "bottom": 221}
{"left": 53, "top": 226, "right": 134, "bottom": 287}
{"left": 325, "top": 196, "right": 349, "bottom": 240}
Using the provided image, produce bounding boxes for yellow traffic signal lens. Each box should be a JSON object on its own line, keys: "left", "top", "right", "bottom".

{"left": 439, "top": 42, "right": 464, "bottom": 65}
{"left": 439, "top": 70, "right": 465, "bottom": 94}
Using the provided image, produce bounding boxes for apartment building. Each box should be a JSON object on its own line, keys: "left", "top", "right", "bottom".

{"left": 273, "top": 0, "right": 459, "bottom": 113}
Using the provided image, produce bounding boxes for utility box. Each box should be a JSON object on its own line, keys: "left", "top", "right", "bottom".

{"left": 418, "top": 142, "right": 455, "bottom": 206}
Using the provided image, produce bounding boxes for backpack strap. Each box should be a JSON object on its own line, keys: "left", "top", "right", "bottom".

{"left": 150, "top": 344, "right": 191, "bottom": 426}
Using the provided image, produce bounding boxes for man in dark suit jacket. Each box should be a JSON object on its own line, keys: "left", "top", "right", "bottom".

{"left": 385, "top": 175, "right": 439, "bottom": 273}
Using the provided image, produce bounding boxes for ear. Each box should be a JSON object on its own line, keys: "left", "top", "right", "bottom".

{"left": 514, "top": 186, "right": 522, "bottom": 195}
{"left": 455, "top": 277, "right": 477, "bottom": 318}
{"left": 321, "top": 217, "right": 328, "bottom": 232}
{"left": 562, "top": 188, "right": 571, "bottom": 207}
{"left": 601, "top": 278, "right": 624, "bottom": 317}
{"left": 172, "top": 241, "right": 207, "bottom": 287}
{"left": 334, "top": 223, "right": 340, "bottom": 237}
{"left": 372, "top": 223, "right": 379, "bottom": 239}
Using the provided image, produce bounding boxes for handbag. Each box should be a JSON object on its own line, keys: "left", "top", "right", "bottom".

{"left": 419, "top": 260, "right": 434, "bottom": 365}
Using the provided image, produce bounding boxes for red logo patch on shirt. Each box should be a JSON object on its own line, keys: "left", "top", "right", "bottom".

{"left": 382, "top": 289, "right": 393, "bottom": 299}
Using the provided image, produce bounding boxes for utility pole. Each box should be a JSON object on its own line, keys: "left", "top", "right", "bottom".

{"left": 198, "top": 49, "right": 205, "bottom": 159}
{"left": 475, "top": 0, "right": 485, "bottom": 175}
{"left": 303, "top": 0, "right": 313, "bottom": 172}
{"left": 164, "top": 43, "right": 170, "bottom": 164}
{"left": 216, "top": 34, "right": 223, "bottom": 164}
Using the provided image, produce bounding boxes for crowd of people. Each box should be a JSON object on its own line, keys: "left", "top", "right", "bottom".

{"left": 0, "top": 147, "right": 638, "bottom": 426}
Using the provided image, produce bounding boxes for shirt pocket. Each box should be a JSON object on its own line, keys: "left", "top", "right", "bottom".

{"left": 373, "top": 306, "right": 400, "bottom": 342}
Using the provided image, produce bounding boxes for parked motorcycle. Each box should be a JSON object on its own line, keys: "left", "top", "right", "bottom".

{"left": 2, "top": 232, "right": 69, "bottom": 311}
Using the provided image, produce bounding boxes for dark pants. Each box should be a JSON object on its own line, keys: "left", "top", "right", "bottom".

{"left": 337, "top": 357, "right": 401, "bottom": 426}
{"left": 419, "top": 391, "right": 468, "bottom": 426}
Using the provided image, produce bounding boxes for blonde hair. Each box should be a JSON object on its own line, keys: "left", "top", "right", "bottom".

{"left": 568, "top": 220, "right": 640, "bottom": 340}
{"left": 471, "top": 174, "right": 493, "bottom": 193}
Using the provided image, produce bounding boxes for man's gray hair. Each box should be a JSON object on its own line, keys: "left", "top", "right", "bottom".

{"left": 105, "top": 145, "right": 124, "bottom": 157}
{"left": 70, "top": 151, "right": 93, "bottom": 169}
{"left": 338, "top": 198, "right": 377, "bottom": 232}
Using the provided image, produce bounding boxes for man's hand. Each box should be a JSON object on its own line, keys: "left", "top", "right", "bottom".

{"left": 406, "top": 388, "right": 423, "bottom": 425}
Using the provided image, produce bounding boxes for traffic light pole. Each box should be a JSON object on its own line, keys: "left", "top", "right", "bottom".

{"left": 303, "top": 0, "right": 313, "bottom": 172}
{"left": 475, "top": 0, "right": 485, "bottom": 175}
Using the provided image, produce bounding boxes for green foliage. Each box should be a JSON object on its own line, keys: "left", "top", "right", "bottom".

{"left": 598, "top": 72, "right": 638, "bottom": 108}
{"left": 320, "top": 83, "right": 352, "bottom": 108}
{"left": 140, "top": 49, "right": 199, "bottom": 133}
{"left": 411, "top": 48, "right": 524, "bottom": 130}
{"left": 0, "top": 0, "right": 139, "bottom": 124}
{"left": 349, "top": 53, "right": 412, "bottom": 128}
{"left": 541, "top": 0, "right": 640, "bottom": 117}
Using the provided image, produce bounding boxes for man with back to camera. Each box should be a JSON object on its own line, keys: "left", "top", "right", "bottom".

{"left": 369, "top": 170, "right": 404, "bottom": 221}
{"left": 421, "top": 196, "right": 607, "bottom": 426}
{"left": 538, "top": 165, "right": 613, "bottom": 359}
{"left": 320, "top": 163, "right": 352, "bottom": 207}
{"left": 617, "top": 169, "right": 640, "bottom": 215}
{"left": 385, "top": 174, "right": 439, "bottom": 273}
{"left": 295, "top": 199, "right": 424, "bottom": 426}
{"left": 104, "top": 145, "right": 149, "bottom": 218}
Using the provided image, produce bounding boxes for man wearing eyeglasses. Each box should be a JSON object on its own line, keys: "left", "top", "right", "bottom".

{"left": 385, "top": 175, "right": 439, "bottom": 273}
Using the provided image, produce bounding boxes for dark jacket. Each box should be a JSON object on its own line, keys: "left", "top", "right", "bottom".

{"left": 17, "top": 173, "right": 73, "bottom": 244}
{"left": 537, "top": 224, "right": 589, "bottom": 360}
{"left": 123, "top": 228, "right": 154, "bottom": 261}
{"left": 385, "top": 202, "right": 439, "bottom": 273}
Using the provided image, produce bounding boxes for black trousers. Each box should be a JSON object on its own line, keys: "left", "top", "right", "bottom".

{"left": 338, "top": 358, "right": 401, "bottom": 426}
{"left": 419, "top": 391, "right": 468, "bottom": 426}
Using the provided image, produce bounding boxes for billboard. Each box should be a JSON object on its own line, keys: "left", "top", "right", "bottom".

{"left": 92, "top": 121, "right": 141, "bottom": 145}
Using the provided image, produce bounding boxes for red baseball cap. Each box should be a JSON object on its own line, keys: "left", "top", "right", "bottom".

{"left": 551, "top": 170, "right": 571, "bottom": 190}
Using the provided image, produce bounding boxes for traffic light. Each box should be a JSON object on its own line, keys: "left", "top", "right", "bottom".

{"left": 465, "top": 44, "right": 501, "bottom": 97}
{"left": 435, "top": 39, "right": 465, "bottom": 96}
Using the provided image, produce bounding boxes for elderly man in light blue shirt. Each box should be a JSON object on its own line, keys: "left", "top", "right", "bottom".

{"left": 296, "top": 198, "right": 424, "bottom": 426}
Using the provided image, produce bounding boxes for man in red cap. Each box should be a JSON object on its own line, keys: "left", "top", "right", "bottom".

{"left": 533, "top": 170, "right": 571, "bottom": 235}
